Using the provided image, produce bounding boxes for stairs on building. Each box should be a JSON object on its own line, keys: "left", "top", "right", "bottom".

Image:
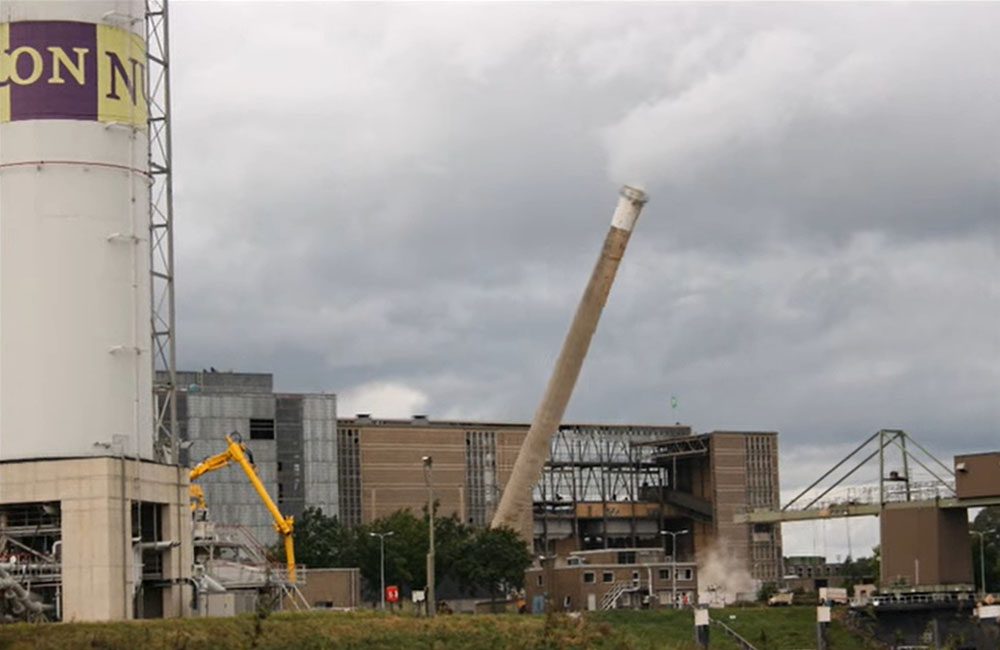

{"left": 600, "top": 581, "right": 633, "bottom": 610}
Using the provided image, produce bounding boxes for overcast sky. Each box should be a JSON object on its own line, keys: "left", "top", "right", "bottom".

{"left": 170, "top": 2, "right": 999, "bottom": 556}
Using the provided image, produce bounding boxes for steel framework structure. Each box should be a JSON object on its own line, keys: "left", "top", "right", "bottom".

{"left": 146, "top": 0, "right": 179, "bottom": 464}
{"left": 534, "top": 426, "right": 679, "bottom": 551}
{"left": 735, "top": 429, "right": 1000, "bottom": 524}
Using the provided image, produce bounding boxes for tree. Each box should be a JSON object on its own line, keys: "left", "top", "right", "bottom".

{"left": 285, "top": 506, "right": 533, "bottom": 606}
{"left": 355, "top": 509, "right": 429, "bottom": 601}
{"left": 456, "top": 526, "right": 532, "bottom": 610}
{"left": 756, "top": 581, "right": 778, "bottom": 603}
{"left": 290, "top": 507, "right": 357, "bottom": 569}
{"left": 431, "top": 513, "right": 475, "bottom": 590}
{"left": 354, "top": 507, "right": 476, "bottom": 602}
{"left": 971, "top": 507, "right": 1000, "bottom": 594}
{"left": 841, "top": 549, "right": 879, "bottom": 593}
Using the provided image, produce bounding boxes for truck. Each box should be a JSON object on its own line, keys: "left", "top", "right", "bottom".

{"left": 767, "top": 590, "right": 794, "bottom": 606}
{"left": 819, "top": 587, "right": 849, "bottom": 605}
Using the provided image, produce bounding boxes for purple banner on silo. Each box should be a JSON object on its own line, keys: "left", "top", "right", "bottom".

{"left": 3, "top": 21, "right": 98, "bottom": 122}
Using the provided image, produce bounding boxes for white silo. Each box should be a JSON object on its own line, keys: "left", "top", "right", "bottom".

{"left": 0, "top": 0, "right": 154, "bottom": 459}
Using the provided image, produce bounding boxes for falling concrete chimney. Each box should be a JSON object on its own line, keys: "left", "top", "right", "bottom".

{"left": 491, "top": 185, "right": 649, "bottom": 537}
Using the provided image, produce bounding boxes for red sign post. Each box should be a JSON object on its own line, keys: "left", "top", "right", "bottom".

{"left": 386, "top": 585, "right": 399, "bottom": 604}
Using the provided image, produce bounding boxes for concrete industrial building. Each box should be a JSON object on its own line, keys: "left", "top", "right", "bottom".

{"left": 171, "top": 371, "right": 338, "bottom": 546}
{"left": 336, "top": 416, "right": 783, "bottom": 605}
{"left": 783, "top": 556, "right": 849, "bottom": 593}
{"left": 0, "top": 459, "right": 191, "bottom": 620}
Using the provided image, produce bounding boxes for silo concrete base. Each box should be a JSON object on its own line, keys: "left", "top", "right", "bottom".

{"left": 0, "top": 457, "right": 192, "bottom": 621}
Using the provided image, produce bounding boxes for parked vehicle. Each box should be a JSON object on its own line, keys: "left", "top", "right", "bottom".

{"left": 767, "top": 591, "right": 794, "bottom": 606}
{"left": 819, "top": 587, "right": 848, "bottom": 604}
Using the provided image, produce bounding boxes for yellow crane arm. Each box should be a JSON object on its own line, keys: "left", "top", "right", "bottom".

{"left": 188, "top": 433, "right": 297, "bottom": 583}
{"left": 188, "top": 444, "right": 240, "bottom": 512}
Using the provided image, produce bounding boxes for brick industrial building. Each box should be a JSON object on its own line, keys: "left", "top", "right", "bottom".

{"left": 338, "top": 417, "right": 783, "bottom": 592}
{"left": 524, "top": 547, "right": 699, "bottom": 611}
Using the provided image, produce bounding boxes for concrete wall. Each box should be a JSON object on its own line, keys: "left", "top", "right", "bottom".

{"left": 294, "top": 567, "right": 361, "bottom": 609}
{"left": 880, "top": 506, "right": 974, "bottom": 588}
{"left": 0, "top": 458, "right": 191, "bottom": 621}
{"left": 955, "top": 452, "right": 1000, "bottom": 499}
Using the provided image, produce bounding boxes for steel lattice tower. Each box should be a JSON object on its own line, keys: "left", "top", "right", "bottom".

{"left": 146, "top": 0, "right": 179, "bottom": 464}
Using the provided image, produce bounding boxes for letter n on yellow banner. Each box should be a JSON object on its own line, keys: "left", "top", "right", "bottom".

{"left": 96, "top": 24, "right": 146, "bottom": 128}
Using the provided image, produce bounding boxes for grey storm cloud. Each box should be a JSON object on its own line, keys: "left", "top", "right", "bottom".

{"left": 168, "top": 0, "right": 999, "bottom": 520}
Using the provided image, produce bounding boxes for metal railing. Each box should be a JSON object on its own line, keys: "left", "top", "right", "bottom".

{"left": 600, "top": 581, "right": 632, "bottom": 610}
{"left": 711, "top": 618, "right": 759, "bottom": 650}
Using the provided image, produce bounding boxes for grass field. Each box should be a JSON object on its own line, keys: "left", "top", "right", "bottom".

{"left": 593, "top": 607, "right": 873, "bottom": 649}
{"left": 0, "top": 606, "right": 874, "bottom": 649}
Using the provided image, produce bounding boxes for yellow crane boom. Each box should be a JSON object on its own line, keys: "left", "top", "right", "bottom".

{"left": 189, "top": 432, "right": 297, "bottom": 583}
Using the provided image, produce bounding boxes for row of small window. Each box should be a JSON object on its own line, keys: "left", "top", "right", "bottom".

{"left": 576, "top": 568, "right": 694, "bottom": 585}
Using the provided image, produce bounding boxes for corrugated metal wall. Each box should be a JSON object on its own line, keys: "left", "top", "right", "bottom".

{"left": 182, "top": 375, "right": 337, "bottom": 545}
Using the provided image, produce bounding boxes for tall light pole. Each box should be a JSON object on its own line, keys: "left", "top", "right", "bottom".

{"left": 971, "top": 529, "right": 995, "bottom": 598}
{"left": 661, "top": 529, "right": 690, "bottom": 608}
{"left": 422, "top": 455, "right": 435, "bottom": 617}
{"left": 369, "top": 531, "right": 394, "bottom": 611}
{"left": 538, "top": 554, "right": 556, "bottom": 613}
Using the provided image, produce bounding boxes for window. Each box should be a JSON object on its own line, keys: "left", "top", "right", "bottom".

{"left": 602, "top": 572, "right": 614, "bottom": 583}
{"left": 583, "top": 571, "right": 595, "bottom": 584}
{"left": 631, "top": 571, "right": 640, "bottom": 586}
{"left": 617, "top": 551, "right": 636, "bottom": 565}
{"left": 680, "top": 568, "right": 693, "bottom": 582}
{"left": 249, "top": 418, "right": 275, "bottom": 440}
{"left": 536, "top": 574, "right": 543, "bottom": 587}
{"left": 658, "top": 569, "right": 670, "bottom": 580}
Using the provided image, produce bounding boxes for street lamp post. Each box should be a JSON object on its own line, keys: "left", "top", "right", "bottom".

{"left": 538, "top": 554, "right": 556, "bottom": 613}
{"left": 422, "top": 455, "right": 435, "bottom": 617}
{"left": 661, "top": 529, "right": 690, "bottom": 608}
{"left": 971, "top": 529, "right": 995, "bottom": 598}
{"left": 369, "top": 531, "right": 394, "bottom": 610}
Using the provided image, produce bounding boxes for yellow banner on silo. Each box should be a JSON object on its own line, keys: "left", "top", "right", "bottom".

{"left": 0, "top": 23, "right": 10, "bottom": 124}
{"left": 0, "top": 21, "right": 146, "bottom": 128}
{"left": 96, "top": 24, "right": 147, "bottom": 127}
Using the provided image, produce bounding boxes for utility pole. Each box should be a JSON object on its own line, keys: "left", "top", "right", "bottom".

{"left": 423, "top": 455, "right": 435, "bottom": 617}
{"left": 661, "top": 529, "right": 690, "bottom": 608}
{"left": 369, "top": 531, "right": 394, "bottom": 610}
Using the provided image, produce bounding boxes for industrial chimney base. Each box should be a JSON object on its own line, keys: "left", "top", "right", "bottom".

{"left": 0, "top": 457, "right": 193, "bottom": 622}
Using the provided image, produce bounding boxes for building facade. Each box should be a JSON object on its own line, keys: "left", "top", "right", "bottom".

{"left": 783, "top": 555, "right": 848, "bottom": 593}
{"left": 645, "top": 431, "right": 783, "bottom": 583}
{"left": 337, "top": 417, "right": 782, "bottom": 597}
{"left": 0, "top": 458, "right": 191, "bottom": 620}
{"left": 172, "top": 371, "right": 338, "bottom": 545}
{"left": 524, "top": 547, "right": 698, "bottom": 611}
{"left": 336, "top": 416, "right": 526, "bottom": 528}
{"left": 170, "top": 384, "right": 781, "bottom": 599}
